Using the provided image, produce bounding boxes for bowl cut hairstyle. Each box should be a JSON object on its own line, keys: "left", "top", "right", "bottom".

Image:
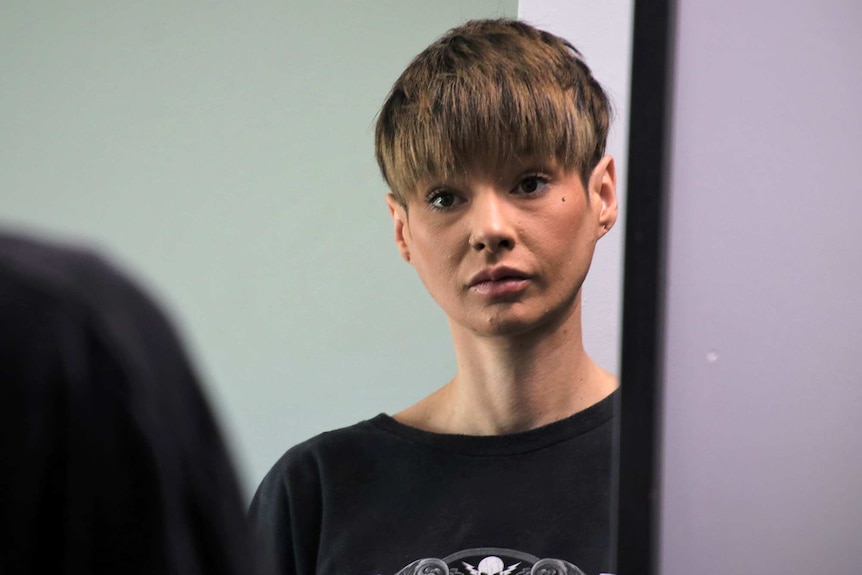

{"left": 374, "top": 18, "right": 612, "bottom": 206}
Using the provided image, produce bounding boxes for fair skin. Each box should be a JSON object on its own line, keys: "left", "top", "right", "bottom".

{"left": 385, "top": 155, "right": 619, "bottom": 436}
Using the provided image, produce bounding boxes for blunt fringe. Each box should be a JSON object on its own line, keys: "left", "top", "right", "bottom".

{"left": 374, "top": 19, "right": 612, "bottom": 205}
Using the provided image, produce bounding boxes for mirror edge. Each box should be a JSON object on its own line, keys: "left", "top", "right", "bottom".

{"left": 616, "top": 0, "right": 677, "bottom": 572}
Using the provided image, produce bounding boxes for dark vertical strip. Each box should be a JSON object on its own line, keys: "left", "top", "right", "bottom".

{"left": 616, "top": 0, "right": 676, "bottom": 573}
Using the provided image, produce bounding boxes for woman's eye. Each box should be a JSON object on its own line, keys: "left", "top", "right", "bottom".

{"left": 428, "top": 191, "right": 461, "bottom": 210}
{"left": 515, "top": 175, "right": 549, "bottom": 195}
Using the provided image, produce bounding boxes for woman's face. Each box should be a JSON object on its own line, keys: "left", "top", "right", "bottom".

{"left": 386, "top": 156, "right": 618, "bottom": 338}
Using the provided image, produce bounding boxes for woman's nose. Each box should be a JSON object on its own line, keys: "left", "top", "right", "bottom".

{"left": 468, "top": 192, "right": 515, "bottom": 253}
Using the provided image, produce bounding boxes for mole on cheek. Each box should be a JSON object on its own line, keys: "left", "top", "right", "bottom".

{"left": 562, "top": 196, "right": 567, "bottom": 202}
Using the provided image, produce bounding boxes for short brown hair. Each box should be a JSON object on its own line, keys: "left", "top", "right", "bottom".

{"left": 374, "top": 18, "right": 612, "bottom": 205}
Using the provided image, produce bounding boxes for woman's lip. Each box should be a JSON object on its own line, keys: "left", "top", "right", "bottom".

{"left": 471, "top": 277, "right": 530, "bottom": 296}
{"left": 468, "top": 266, "right": 529, "bottom": 285}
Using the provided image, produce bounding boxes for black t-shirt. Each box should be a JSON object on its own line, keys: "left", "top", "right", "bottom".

{"left": 250, "top": 390, "right": 617, "bottom": 575}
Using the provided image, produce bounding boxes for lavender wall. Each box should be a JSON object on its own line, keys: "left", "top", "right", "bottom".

{"left": 660, "top": 1, "right": 862, "bottom": 572}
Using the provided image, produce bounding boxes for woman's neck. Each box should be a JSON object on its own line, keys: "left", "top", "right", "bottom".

{"left": 394, "top": 300, "right": 618, "bottom": 435}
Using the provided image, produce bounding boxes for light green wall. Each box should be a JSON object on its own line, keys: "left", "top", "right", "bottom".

{"left": 0, "top": 1, "right": 517, "bottom": 495}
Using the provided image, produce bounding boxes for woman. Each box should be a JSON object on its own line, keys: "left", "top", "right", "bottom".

{"left": 251, "top": 19, "right": 619, "bottom": 575}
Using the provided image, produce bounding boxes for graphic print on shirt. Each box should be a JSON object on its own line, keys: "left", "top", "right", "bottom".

{"left": 393, "top": 547, "right": 588, "bottom": 575}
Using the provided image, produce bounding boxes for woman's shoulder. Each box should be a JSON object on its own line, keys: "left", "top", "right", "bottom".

{"left": 254, "top": 417, "right": 390, "bottom": 491}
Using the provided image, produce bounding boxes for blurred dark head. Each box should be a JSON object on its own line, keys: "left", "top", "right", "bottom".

{"left": 0, "top": 231, "right": 254, "bottom": 575}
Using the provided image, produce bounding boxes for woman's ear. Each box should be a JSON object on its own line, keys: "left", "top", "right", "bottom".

{"left": 589, "top": 155, "right": 618, "bottom": 238}
{"left": 385, "top": 194, "right": 412, "bottom": 263}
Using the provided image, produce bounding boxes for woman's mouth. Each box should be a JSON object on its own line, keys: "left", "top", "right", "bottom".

{"left": 468, "top": 267, "right": 531, "bottom": 296}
